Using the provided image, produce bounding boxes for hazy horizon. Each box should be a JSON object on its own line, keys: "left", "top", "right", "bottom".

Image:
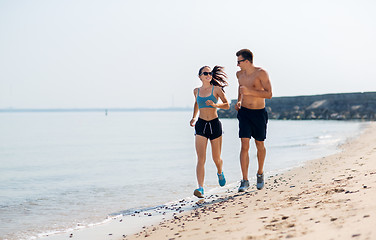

{"left": 1, "top": 0, "right": 375, "bottom": 109}
{"left": 1, "top": 90, "right": 374, "bottom": 111}
{"left": 0, "top": 89, "right": 372, "bottom": 110}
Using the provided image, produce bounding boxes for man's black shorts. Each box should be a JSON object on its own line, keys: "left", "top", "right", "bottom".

{"left": 195, "top": 118, "right": 222, "bottom": 140}
{"left": 237, "top": 107, "right": 268, "bottom": 141}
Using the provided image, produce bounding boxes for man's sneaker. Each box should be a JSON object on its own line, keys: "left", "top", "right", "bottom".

{"left": 194, "top": 187, "right": 204, "bottom": 198}
{"left": 217, "top": 172, "right": 226, "bottom": 187}
{"left": 256, "top": 173, "right": 264, "bottom": 190}
{"left": 238, "top": 180, "right": 249, "bottom": 192}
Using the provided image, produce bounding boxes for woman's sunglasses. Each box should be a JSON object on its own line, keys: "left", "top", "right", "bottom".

{"left": 201, "top": 72, "right": 212, "bottom": 76}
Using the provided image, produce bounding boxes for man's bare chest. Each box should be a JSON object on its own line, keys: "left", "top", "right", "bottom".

{"left": 239, "top": 75, "right": 261, "bottom": 88}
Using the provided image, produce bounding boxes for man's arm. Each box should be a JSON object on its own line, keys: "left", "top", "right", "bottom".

{"left": 235, "top": 71, "right": 242, "bottom": 111}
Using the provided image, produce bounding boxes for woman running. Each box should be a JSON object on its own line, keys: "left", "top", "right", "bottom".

{"left": 190, "top": 65, "right": 230, "bottom": 198}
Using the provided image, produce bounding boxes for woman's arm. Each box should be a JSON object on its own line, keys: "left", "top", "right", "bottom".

{"left": 190, "top": 89, "right": 199, "bottom": 127}
{"left": 206, "top": 86, "right": 230, "bottom": 110}
{"left": 190, "top": 102, "right": 199, "bottom": 126}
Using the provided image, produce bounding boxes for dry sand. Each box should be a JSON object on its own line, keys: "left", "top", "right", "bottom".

{"left": 44, "top": 122, "right": 376, "bottom": 240}
{"left": 124, "top": 122, "right": 376, "bottom": 240}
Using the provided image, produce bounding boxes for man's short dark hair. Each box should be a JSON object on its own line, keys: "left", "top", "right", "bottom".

{"left": 236, "top": 49, "right": 253, "bottom": 63}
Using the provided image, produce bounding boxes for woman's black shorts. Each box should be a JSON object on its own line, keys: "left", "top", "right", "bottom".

{"left": 195, "top": 118, "right": 222, "bottom": 140}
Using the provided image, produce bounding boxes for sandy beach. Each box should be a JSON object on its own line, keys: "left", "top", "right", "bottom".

{"left": 123, "top": 122, "right": 376, "bottom": 240}
{"left": 42, "top": 122, "right": 376, "bottom": 240}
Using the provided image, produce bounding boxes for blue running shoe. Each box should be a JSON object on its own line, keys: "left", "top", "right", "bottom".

{"left": 256, "top": 173, "right": 264, "bottom": 190}
{"left": 194, "top": 187, "right": 204, "bottom": 198}
{"left": 238, "top": 180, "right": 249, "bottom": 192}
{"left": 217, "top": 172, "right": 226, "bottom": 187}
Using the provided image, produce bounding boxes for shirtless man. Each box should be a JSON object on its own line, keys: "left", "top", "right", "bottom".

{"left": 235, "top": 49, "right": 272, "bottom": 192}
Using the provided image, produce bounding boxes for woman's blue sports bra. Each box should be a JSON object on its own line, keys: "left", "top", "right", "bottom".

{"left": 197, "top": 86, "right": 218, "bottom": 109}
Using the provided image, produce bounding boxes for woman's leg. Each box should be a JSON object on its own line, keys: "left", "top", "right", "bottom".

{"left": 210, "top": 136, "right": 223, "bottom": 174}
{"left": 195, "top": 135, "right": 208, "bottom": 187}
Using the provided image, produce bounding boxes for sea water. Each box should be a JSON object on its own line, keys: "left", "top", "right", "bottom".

{"left": 0, "top": 111, "right": 368, "bottom": 240}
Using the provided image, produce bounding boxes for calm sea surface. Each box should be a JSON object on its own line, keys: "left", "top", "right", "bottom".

{"left": 0, "top": 111, "right": 368, "bottom": 240}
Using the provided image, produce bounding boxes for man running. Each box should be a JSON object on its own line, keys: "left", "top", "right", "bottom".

{"left": 235, "top": 49, "right": 272, "bottom": 192}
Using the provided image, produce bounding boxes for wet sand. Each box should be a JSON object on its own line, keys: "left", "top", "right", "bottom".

{"left": 124, "top": 122, "right": 376, "bottom": 240}
{"left": 43, "top": 122, "right": 376, "bottom": 240}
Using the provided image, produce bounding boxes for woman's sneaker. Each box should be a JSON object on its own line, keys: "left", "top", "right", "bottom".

{"left": 256, "top": 173, "right": 264, "bottom": 190}
{"left": 238, "top": 180, "right": 249, "bottom": 192}
{"left": 217, "top": 172, "right": 226, "bottom": 187}
{"left": 194, "top": 187, "right": 204, "bottom": 198}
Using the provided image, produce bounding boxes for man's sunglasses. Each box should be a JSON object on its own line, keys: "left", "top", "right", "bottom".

{"left": 201, "top": 72, "right": 212, "bottom": 76}
{"left": 237, "top": 59, "right": 247, "bottom": 64}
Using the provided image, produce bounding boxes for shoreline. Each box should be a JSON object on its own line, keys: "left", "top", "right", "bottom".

{"left": 123, "top": 122, "right": 376, "bottom": 240}
{"left": 39, "top": 122, "right": 376, "bottom": 240}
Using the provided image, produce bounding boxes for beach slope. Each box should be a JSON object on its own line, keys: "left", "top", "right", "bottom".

{"left": 126, "top": 122, "right": 376, "bottom": 240}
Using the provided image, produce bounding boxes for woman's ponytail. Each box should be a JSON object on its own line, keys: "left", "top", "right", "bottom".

{"left": 211, "top": 66, "right": 228, "bottom": 91}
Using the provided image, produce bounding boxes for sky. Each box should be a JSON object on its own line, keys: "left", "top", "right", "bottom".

{"left": 0, "top": 0, "right": 375, "bottom": 109}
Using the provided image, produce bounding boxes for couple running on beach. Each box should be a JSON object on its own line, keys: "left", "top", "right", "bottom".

{"left": 190, "top": 49, "right": 273, "bottom": 198}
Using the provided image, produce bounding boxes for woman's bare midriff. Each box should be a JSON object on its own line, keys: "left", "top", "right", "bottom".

{"left": 199, "top": 108, "right": 218, "bottom": 121}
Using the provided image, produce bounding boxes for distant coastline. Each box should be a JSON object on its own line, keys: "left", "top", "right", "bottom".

{"left": 219, "top": 91, "right": 376, "bottom": 120}
{"left": 3, "top": 92, "right": 376, "bottom": 120}
{"left": 0, "top": 107, "right": 191, "bottom": 113}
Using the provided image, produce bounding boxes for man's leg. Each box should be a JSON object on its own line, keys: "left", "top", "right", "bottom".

{"left": 238, "top": 138, "right": 251, "bottom": 192}
{"left": 254, "top": 140, "right": 266, "bottom": 175}
{"left": 255, "top": 140, "right": 266, "bottom": 190}
{"left": 240, "top": 138, "right": 251, "bottom": 180}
